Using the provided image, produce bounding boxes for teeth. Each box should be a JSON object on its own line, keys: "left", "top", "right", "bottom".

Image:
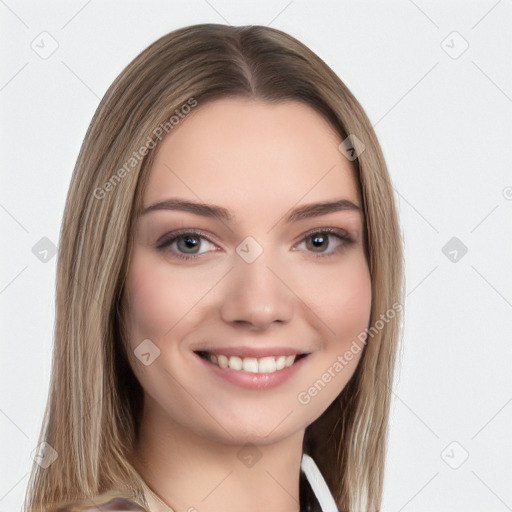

{"left": 204, "top": 352, "right": 299, "bottom": 373}
{"left": 258, "top": 356, "right": 276, "bottom": 373}
{"left": 285, "top": 355, "right": 295, "bottom": 367}
{"left": 275, "top": 356, "right": 287, "bottom": 370}
{"left": 242, "top": 357, "right": 258, "bottom": 372}
{"left": 229, "top": 356, "right": 243, "bottom": 370}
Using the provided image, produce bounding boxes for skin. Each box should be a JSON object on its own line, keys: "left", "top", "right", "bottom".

{"left": 121, "top": 97, "right": 372, "bottom": 512}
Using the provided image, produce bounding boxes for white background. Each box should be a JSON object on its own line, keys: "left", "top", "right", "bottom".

{"left": 1, "top": 1, "right": 511, "bottom": 511}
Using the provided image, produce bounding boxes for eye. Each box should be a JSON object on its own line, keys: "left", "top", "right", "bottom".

{"left": 155, "top": 229, "right": 217, "bottom": 260}
{"left": 155, "top": 227, "right": 353, "bottom": 261}
{"left": 295, "top": 228, "right": 353, "bottom": 257}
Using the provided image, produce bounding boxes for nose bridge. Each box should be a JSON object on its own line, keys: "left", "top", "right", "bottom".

{"left": 219, "top": 241, "right": 294, "bottom": 329}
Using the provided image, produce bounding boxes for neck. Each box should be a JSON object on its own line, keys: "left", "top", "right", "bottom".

{"left": 133, "top": 396, "right": 305, "bottom": 512}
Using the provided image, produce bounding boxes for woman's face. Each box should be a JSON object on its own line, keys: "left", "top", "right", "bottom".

{"left": 122, "top": 97, "right": 372, "bottom": 445}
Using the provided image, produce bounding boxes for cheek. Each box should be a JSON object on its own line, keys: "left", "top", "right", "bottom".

{"left": 312, "top": 255, "right": 372, "bottom": 340}
{"left": 125, "top": 270, "right": 166, "bottom": 341}
{"left": 296, "top": 257, "right": 371, "bottom": 414}
{"left": 123, "top": 249, "right": 217, "bottom": 342}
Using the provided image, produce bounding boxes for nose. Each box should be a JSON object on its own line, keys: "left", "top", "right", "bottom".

{"left": 219, "top": 251, "right": 294, "bottom": 331}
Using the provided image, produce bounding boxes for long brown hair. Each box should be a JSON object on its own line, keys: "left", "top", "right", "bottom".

{"left": 24, "top": 23, "right": 403, "bottom": 512}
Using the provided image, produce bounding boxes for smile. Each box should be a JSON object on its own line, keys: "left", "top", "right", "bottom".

{"left": 194, "top": 349, "right": 311, "bottom": 390}
{"left": 196, "top": 351, "right": 308, "bottom": 373}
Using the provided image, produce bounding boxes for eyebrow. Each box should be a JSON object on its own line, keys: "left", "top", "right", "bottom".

{"left": 139, "top": 198, "right": 361, "bottom": 223}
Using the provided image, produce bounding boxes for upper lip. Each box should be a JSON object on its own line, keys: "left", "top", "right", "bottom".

{"left": 193, "top": 346, "right": 310, "bottom": 358}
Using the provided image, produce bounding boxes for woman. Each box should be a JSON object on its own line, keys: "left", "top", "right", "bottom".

{"left": 25, "top": 23, "right": 403, "bottom": 512}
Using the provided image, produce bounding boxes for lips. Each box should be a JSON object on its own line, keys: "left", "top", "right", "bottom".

{"left": 194, "top": 347, "right": 311, "bottom": 390}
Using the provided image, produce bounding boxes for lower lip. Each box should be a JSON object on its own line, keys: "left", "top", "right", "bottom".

{"left": 195, "top": 353, "right": 309, "bottom": 390}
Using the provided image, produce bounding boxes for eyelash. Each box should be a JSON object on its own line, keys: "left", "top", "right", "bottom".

{"left": 155, "top": 227, "right": 353, "bottom": 261}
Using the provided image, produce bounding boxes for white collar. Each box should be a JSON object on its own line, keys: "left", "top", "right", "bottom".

{"left": 300, "top": 453, "right": 339, "bottom": 512}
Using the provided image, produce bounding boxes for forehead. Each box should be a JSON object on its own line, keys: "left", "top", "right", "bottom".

{"left": 142, "top": 98, "right": 360, "bottom": 219}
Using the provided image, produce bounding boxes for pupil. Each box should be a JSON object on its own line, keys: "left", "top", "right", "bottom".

{"left": 178, "top": 235, "right": 200, "bottom": 253}
{"left": 308, "top": 234, "right": 327, "bottom": 252}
